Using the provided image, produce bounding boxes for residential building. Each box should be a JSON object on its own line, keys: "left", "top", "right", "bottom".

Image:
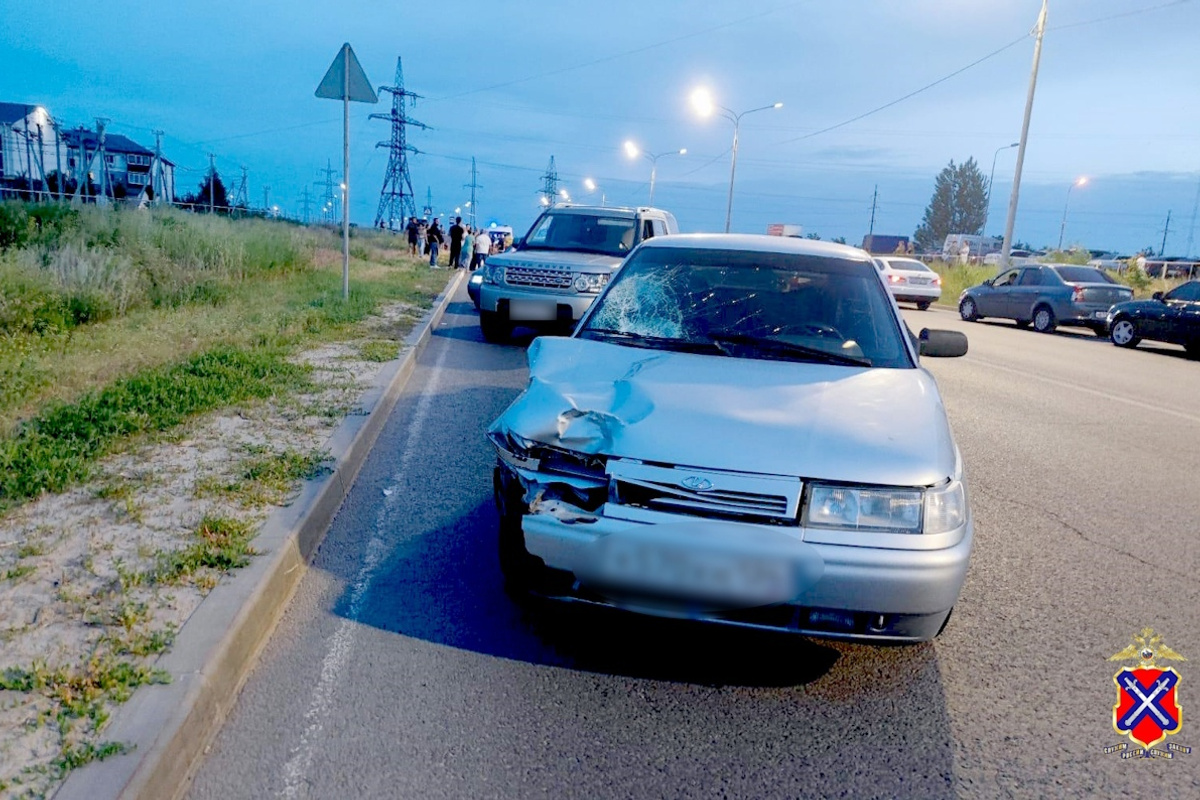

{"left": 0, "top": 102, "right": 63, "bottom": 198}
{"left": 61, "top": 127, "right": 176, "bottom": 203}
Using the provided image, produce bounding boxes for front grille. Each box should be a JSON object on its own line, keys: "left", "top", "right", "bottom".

{"left": 607, "top": 460, "right": 801, "bottom": 525}
{"left": 505, "top": 266, "right": 572, "bottom": 289}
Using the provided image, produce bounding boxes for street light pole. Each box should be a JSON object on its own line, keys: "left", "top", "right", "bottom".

{"left": 985, "top": 142, "right": 1019, "bottom": 237}
{"left": 689, "top": 90, "right": 781, "bottom": 233}
{"left": 1000, "top": 0, "right": 1049, "bottom": 270}
{"left": 1058, "top": 177, "right": 1087, "bottom": 250}
{"left": 625, "top": 142, "right": 686, "bottom": 205}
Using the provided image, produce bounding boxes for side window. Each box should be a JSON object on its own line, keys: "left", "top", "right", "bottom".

{"left": 1017, "top": 268, "right": 1042, "bottom": 286}
{"left": 651, "top": 218, "right": 668, "bottom": 237}
{"left": 993, "top": 269, "right": 1019, "bottom": 287}
{"left": 641, "top": 219, "right": 655, "bottom": 240}
{"left": 1168, "top": 282, "right": 1200, "bottom": 302}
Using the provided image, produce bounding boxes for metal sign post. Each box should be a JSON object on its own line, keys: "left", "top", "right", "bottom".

{"left": 316, "top": 43, "right": 378, "bottom": 300}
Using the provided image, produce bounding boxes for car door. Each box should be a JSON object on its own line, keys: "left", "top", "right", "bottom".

{"left": 976, "top": 268, "right": 1020, "bottom": 317}
{"left": 1162, "top": 282, "right": 1200, "bottom": 344}
{"left": 1005, "top": 267, "right": 1044, "bottom": 319}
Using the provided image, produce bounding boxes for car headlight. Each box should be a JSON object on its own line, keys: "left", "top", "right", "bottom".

{"left": 922, "top": 479, "right": 966, "bottom": 535}
{"left": 483, "top": 263, "right": 504, "bottom": 285}
{"left": 573, "top": 273, "right": 608, "bottom": 293}
{"left": 806, "top": 480, "right": 966, "bottom": 535}
{"left": 806, "top": 484, "right": 923, "bottom": 534}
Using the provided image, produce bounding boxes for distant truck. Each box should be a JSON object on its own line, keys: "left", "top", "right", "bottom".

{"left": 767, "top": 223, "right": 803, "bottom": 237}
{"left": 942, "top": 234, "right": 1002, "bottom": 260}
{"left": 861, "top": 234, "right": 910, "bottom": 254}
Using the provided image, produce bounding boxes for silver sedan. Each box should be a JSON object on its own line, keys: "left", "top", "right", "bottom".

{"left": 488, "top": 234, "right": 973, "bottom": 643}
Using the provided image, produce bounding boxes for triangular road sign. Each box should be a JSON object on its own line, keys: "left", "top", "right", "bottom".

{"left": 315, "top": 43, "right": 378, "bottom": 103}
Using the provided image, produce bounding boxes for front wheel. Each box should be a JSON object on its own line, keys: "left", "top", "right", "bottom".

{"left": 1185, "top": 340, "right": 1200, "bottom": 359}
{"left": 1089, "top": 323, "right": 1108, "bottom": 338}
{"left": 1109, "top": 318, "right": 1140, "bottom": 348}
{"left": 959, "top": 297, "right": 979, "bottom": 322}
{"left": 1032, "top": 305, "right": 1057, "bottom": 333}
{"left": 916, "top": 301, "right": 931, "bottom": 311}
{"left": 494, "top": 466, "right": 548, "bottom": 597}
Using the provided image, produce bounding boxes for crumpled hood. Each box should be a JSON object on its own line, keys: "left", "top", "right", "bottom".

{"left": 487, "top": 249, "right": 624, "bottom": 272}
{"left": 491, "top": 336, "right": 958, "bottom": 486}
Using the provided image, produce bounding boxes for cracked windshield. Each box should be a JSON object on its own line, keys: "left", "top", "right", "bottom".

{"left": 3, "top": 1, "right": 1199, "bottom": 798}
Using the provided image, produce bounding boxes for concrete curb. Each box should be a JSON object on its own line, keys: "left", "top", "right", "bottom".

{"left": 55, "top": 269, "right": 467, "bottom": 800}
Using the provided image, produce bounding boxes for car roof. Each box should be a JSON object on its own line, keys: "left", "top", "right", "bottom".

{"left": 545, "top": 203, "right": 669, "bottom": 219}
{"left": 639, "top": 233, "right": 871, "bottom": 261}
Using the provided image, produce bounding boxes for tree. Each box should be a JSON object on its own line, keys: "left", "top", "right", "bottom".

{"left": 183, "top": 172, "right": 230, "bottom": 212}
{"left": 913, "top": 158, "right": 988, "bottom": 252}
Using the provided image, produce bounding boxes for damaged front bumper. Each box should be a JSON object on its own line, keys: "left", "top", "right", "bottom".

{"left": 492, "top": 453, "right": 972, "bottom": 643}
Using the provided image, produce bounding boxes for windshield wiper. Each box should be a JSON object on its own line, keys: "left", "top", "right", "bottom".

{"left": 580, "top": 328, "right": 726, "bottom": 355}
{"left": 707, "top": 332, "right": 871, "bottom": 367}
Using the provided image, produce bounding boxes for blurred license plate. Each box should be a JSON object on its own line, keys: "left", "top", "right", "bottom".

{"left": 509, "top": 300, "right": 557, "bottom": 320}
{"left": 909, "top": 277, "right": 930, "bottom": 285}
{"left": 597, "top": 538, "right": 794, "bottom": 604}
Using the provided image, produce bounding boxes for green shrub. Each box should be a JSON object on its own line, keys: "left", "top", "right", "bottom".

{"left": 0, "top": 202, "right": 32, "bottom": 250}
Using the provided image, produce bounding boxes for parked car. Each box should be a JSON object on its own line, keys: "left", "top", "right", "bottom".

{"left": 958, "top": 263, "right": 1133, "bottom": 334}
{"left": 982, "top": 249, "right": 1038, "bottom": 267}
{"left": 873, "top": 256, "right": 942, "bottom": 309}
{"left": 477, "top": 204, "right": 679, "bottom": 342}
{"left": 1087, "top": 253, "right": 1131, "bottom": 272}
{"left": 1107, "top": 280, "right": 1200, "bottom": 356}
{"left": 488, "top": 234, "right": 973, "bottom": 643}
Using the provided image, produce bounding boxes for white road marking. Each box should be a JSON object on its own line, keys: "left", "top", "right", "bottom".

{"left": 278, "top": 340, "right": 452, "bottom": 798}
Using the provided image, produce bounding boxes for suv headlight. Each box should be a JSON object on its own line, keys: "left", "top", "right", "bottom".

{"left": 573, "top": 273, "right": 608, "bottom": 293}
{"left": 805, "top": 479, "right": 966, "bottom": 535}
{"left": 483, "top": 263, "right": 504, "bottom": 285}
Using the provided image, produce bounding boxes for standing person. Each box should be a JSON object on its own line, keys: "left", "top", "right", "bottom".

{"left": 472, "top": 228, "right": 492, "bottom": 270}
{"left": 460, "top": 226, "right": 474, "bottom": 268}
{"left": 958, "top": 239, "right": 970, "bottom": 266}
{"left": 448, "top": 217, "right": 465, "bottom": 269}
{"left": 405, "top": 216, "right": 419, "bottom": 255}
{"left": 428, "top": 219, "right": 444, "bottom": 266}
{"left": 416, "top": 219, "right": 428, "bottom": 260}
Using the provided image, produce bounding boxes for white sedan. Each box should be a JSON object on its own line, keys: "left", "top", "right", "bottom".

{"left": 873, "top": 257, "right": 942, "bottom": 310}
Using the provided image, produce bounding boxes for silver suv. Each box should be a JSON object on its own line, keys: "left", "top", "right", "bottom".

{"left": 478, "top": 204, "right": 679, "bottom": 342}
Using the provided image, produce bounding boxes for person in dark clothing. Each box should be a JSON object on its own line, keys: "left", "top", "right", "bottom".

{"left": 405, "top": 217, "right": 419, "bottom": 255}
{"left": 448, "top": 217, "right": 465, "bottom": 269}
{"left": 427, "top": 220, "right": 444, "bottom": 266}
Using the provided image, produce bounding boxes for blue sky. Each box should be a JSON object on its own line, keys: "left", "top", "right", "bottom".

{"left": 4, "top": 0, "right": 1200, "bottom": 254}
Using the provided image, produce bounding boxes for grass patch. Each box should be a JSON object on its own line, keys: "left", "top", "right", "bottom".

{"left": 0, "top": 656, "right": 169, "bottom": 726}
{"left": 4, "top": 563, "right": 35, "bottom": 582}
{"left": 150, "top": 515, "right": 257, "bottom": 585}
{"left": 0, "top": 347, "right": 309, "bottom": 511}
{"left": 52, "top": 740, "right": 128, "bottom": 773}
{"left": 195, "top": 447, "right": 328, "bottom": 507}
{"left": 358, "top": 339, "right": 399, "bottom": 363}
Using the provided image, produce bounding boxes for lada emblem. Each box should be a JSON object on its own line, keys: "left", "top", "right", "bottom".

{"left": 681, "top": 476, "right": 714, "bottom": 492}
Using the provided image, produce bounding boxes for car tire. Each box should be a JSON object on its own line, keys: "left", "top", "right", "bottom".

{"left": 494, "top": 466, "right": 548, "bottom": 597}
{"left": 1089, "top": 323, "right": 1108, "bottom": 337}
{"left": 1014, "top": 320, "right": 1030, "bottom": 329}
{"left": 1032, "top": 305, "right": 1057, "bottom": 333}
{"left": 1185, "top": 340, "right": 1200, "bottom": 359}
{"left": 959, "top": 297, "right": 979, "bottom": 322}
{"left": 479, "top": 310, "right": 513, "bottom": 343}
{"left": 1109, "top": 317, "right": 1140, "bottom": 348}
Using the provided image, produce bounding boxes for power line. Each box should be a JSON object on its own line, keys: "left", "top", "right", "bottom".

{"left": 1048, "top": 0, "right": 1193, "bottom": 32}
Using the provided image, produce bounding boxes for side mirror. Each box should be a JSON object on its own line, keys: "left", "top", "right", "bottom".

{"left": 982, "top": 278, "right": 993, "bottom": 287}
{"left": 919, "top": 328, "right": 968, "bottom": 358}
{"left": 1152, "top": 291, "right": 1164, "bottom": 301}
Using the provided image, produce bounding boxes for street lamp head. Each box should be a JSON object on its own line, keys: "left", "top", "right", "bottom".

{"left": 539, "top": 196, "right": 550, "bottom": 206}
{"left": 1008, "top": 142, "right": 1020, "bottom": 148}
{"left": 1075, "top": 176, "right": 1088, "bottom": 187}
{"left": 772, "top": 102, "right": 783, "bottom": 109}
{"left": 690, "top": 87, "right": 715, "bottom": 118}
{"left": 678, "top": 148, "right": 687, "bottom": 155}
{"left": 584, "top": 178, "right": 597, "bottom": 192}
{"left": 559, "top": 189, "right": 570, "bottom": 200}
{"left": 623, "top": 140, "right": 639, "bottom": 159}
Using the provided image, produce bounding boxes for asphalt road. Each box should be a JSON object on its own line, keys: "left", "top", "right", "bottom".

{"left": 186, "top": 289, "right": 1200, "bottom": 799}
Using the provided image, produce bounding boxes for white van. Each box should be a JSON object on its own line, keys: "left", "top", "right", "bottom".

{"left": 942, "top": 234, "right": 1002, "bottom": 260}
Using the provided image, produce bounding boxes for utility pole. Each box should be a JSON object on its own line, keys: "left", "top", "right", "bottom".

{"left": 464, "top": 157, "right": 481, "bottom": 228}
{"left": 299, "top": 186, "right": 313, "bottom": 224}
{"left": 316, "top": 160, "right": 338, "bottom": 223}
{"left": 868, "top": 184, "right": 878, "bottom": 240}
{"left": 1000, "top": 0, "right": 1048, "bottom": 270}
{"left": 151, "top": 130, "right": 167, "bottom": 205}
{"left": 207, "top": 153, "right": 217, "bottom": 213}
{"left": 263, "top": 185, "right": 271, "bottom": 215}
{"left": 371, "top": 57, "right": 427, "bottom": 230}
{"left": 540, "top": 155, "right": 559, "bottom": 206}
{"left": 1185, "top": 177, "right": 1200, "bottom": 258}
{"left": 233, "top": 166, "right": 249, "bottom": 210}
{"left": 95, "top": 118, "right": 112, "bottom": 205}
{"left": 1160, "top": 210, "right": 1172, "bottom": 257}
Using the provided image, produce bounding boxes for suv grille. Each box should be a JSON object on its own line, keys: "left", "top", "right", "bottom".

{"left": 607, "top": 460, "right": 801, "bottom": 525}
{"left": 505, "top": 266, "right": 573, "bottom": 289}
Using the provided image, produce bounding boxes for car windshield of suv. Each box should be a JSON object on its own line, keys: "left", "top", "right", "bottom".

{"left": 578, "top": 247, "right": 914, "bottom": 369}
{"left": 520, "top": 212, "right": 638, "bottom": 257}
{"left": 1052, "top": 266, "right": 1115, "bottom": 284}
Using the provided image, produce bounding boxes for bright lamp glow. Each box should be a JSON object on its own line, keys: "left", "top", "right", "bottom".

{"left": 623, "top": 140, "right": 639, "bottom": 159}
{"left": 539, "top": 196, "right": 550, "bottom": 206}
{"left": 559, "top": 189, "right": 570, "bottom": 200}
{"left": 1076, "top": 176, "right": 1088, "bottom": 187}
{"left": 773, "top": 102, "right": 784, "bottom": 109}
{"left": 678, "top": 148, "right": 688, "bottom": 155}
{"left": 690, "top": 87, "right": 715, "bottom": 118}
{"left": 584, "top": 178, "right": 596, "bottom": 192}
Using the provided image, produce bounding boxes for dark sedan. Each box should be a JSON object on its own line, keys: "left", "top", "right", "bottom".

{"left": 1108, "top": 280, "right": 1200, "bottom": 356}
{"left": 958, "top": 264, "right": 1132, "bottom": 334}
